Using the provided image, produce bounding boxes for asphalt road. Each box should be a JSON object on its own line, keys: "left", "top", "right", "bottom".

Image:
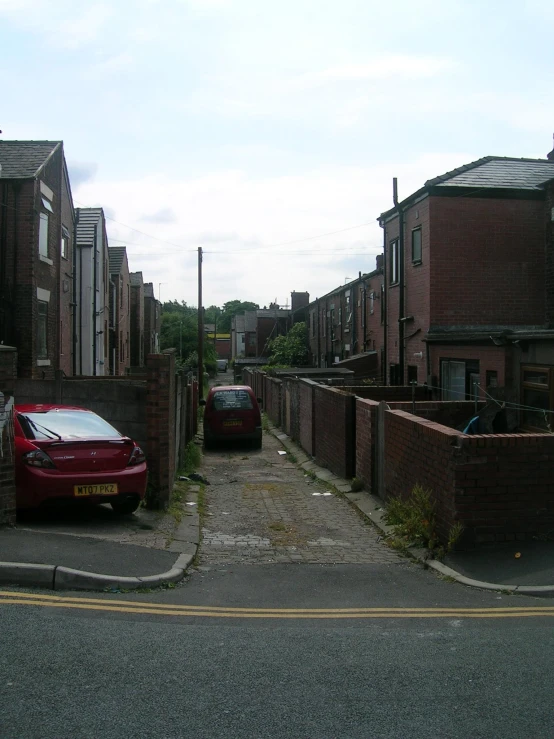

{"left": 2, "top": 565, "right": 554, "bottom": 739}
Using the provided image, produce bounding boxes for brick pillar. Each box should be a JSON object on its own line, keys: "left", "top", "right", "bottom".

{"left": 146, "top": 351, "right": 176, "bottom": 509}
{"left": 0, "top": 346, "right": 17, "bottom": 394}
{"left": 0, "top": 393, "right": 16, "bottom": 525}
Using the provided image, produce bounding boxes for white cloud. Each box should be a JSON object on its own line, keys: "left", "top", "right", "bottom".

{"left": 84, "top": 52, "right": 134, "bottom": 79}
{"left": 73, "top": 151, "right": 472, "bottom": 308}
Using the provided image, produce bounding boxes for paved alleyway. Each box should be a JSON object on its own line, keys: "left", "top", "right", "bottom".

{"left": 198, "top": 430, "right": 401, "bottom": 566}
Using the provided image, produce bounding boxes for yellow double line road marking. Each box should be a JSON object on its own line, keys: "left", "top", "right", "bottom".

{"left": 1, "top": 591, "right": 554, "bottom": 619}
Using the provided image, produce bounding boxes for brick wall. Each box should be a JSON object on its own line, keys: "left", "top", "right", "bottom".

{"left": 430, "top": 196, "right": 545, "bottom": 326}
{"left": 0, "top": 346, "right": 17, "bottom": 393}
{"left": 298, "top": 380, "right": 316, "bottom": 455}
{"left": 430, "top": 344, "right": 510, "bottom": 395}
{"left": 454, "top": 433, "right": 554, "bottom": 546}
{"left": 263, "top": 375, "right": 282, "bottom": 426}
{"left": 384, "top": 410, "right": 460, "bottom": 543}
{"left": 355, "top": 397, "right": 379, "bottom": 491}
{"left": 313, "top": 385, "right": 355, "bottom": 478}
{"left": 0, "top": 394, "right": 16, "bottom": 525}
{"left": 146, "top": 351, "right": 176, "bottom": 508}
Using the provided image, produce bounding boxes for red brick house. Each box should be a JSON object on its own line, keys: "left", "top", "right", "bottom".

{"left": 130, "top": 271, "right": 145, "bottom": 368}
{"left": 75, "top": 207, "right": 110, "bottom": 375}
{"left": 0, "top": 140, "right": 75, "bottom": 378}
{"left": 379, "top": 154, "right": 554, "bottom": 422}
{"left": 307, "top": 259, "right": 384, "bottom": 376}
{"left": 144, "top": 282, "right": 161, "bottom": 357}
{"left": 108, "top": 246, "right": 131, "bottom": 375}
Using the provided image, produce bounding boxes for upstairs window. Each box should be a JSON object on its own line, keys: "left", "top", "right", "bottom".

{"left": 412, "top": 228, "right": 422, "bottom": 264}
{"left": 39, "top": 213, "right": 49, "bottom": 257}
{"left": 61, "top": 226, "right": 69, "bottom": 259}
{"left": 389, "top": 239, "right": 399, "bottom": 285}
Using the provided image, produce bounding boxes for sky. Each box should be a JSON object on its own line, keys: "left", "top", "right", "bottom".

{"left": 1, "top": 0, "right": 553, "bottom": 309}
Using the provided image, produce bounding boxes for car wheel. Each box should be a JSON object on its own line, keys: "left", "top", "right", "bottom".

{"left": 252, "top": 437, "right": 262, "bottom": 450}
{"left": 111, "top": 496, "right": 141, "bottom": 515}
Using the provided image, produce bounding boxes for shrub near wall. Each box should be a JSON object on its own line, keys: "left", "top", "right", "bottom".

{"left": 313, "top": 385, "right": 355, "bottom": 479}
{"left": 384, "top": 410, "right": 460, "bottom": 544}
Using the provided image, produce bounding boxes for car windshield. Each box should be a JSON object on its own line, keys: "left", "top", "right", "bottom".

{"left": 20, "top": 411, "right": 122, "bottom": 440}
{"left": 212, "top": 390, "right": 253, "bottom": 411}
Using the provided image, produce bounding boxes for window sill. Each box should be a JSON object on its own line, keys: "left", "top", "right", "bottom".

{"left": 39, "top": 255, "right": 53, "bottom": 265}
{"left": 412, "top": 260, "right": 422, "bottom": 266}
{"left": 389, "top": 281, "right": 399, "bottom": 287}
{"left": 37, "top": 359, "right": 51, "bottom": 366}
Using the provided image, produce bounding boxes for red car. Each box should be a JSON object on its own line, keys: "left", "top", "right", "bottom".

{"left": 14, "top": 404, "right": 148, "bottom": 514}
{"left": 200, "top": 385, "right": 263, "bottom": 449}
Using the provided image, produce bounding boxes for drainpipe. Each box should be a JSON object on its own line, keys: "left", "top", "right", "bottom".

{"left": 381, "top": 217, "right": 388, "bottom": 385}
{"left": 0, "top": 183, "right": 7, "bottom": 340}
{"left": 92, "top": 222, "right": 98, "bottom": 375}
{"left": 393, "top": 177, "right": 405, "bottom": 385}
{"left": 72, "top": 210, "right": 78, "bottom": 376}
{"left": 316, "top": 297, "right": 320, "bottom": 367}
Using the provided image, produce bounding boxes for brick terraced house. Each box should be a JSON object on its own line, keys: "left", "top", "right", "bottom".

{"left": 0, "top": 141, "right": 75, "bottom": 379}
{"left": 378, "top": 152, "right": 554, "bottom": 429}
{"left": 108, "top": 246, "right": 131, "bottom": 376}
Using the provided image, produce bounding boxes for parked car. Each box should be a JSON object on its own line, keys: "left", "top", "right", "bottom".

{"left": 200, "top": 385, "right": 262, "bottom": 449}
{"left": 216, "top": 359, "right": 228, "bottom": 372}
{"left": 14, "top": 404, "right": 148, "bottom": 514}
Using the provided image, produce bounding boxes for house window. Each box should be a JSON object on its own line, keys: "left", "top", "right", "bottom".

{"left": 61, "top": 226, "right": 69, "bottom": 259}
{"left": 521, "top": 365, "right": 554, "bottom": 432}
{"left": 486, "top": 370, "right": 498, "bottom": 388}
{"left": 412, "top": 228, "right": 422, "bottom": 264}
{"left": 369, "top": 291, "right": 374, "bottom": 315}
{"left": 37, "top": 301, "right": 48, "bottom": 358}
{"left": 39, "top": 213, "right": 49, "bottom": 257}
{"left": 441, "top": 359, "right": 480, "bottom": 400}
{"left": 389, "top": 239, "right": 399, "bottom": 285}
{"left": 407, "top": 365, "right": 418, "bottom": 383}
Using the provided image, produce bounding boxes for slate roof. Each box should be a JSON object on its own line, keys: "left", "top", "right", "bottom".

{"left": 380, "top": 156, "right": 554, "bottom": 220}
{"left": 108, "top": 246, "right": 127, "bottom": 275}
{"left": 0, "top": 140, "right": 61, "bottom": 179}
{"left": 75, "top": 208, "right": 103, "bottom": 248}
{"left": 427, "top": 157, "right": 554, "bottom": 191}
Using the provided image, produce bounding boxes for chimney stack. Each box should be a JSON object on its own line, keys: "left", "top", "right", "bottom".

{"left": 547, "top": 133, "right": 554, "bottom": 161}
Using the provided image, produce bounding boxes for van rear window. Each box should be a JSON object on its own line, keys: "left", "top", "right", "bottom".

{"left": 212, "top": 390, "right": 253, "bottom": 411}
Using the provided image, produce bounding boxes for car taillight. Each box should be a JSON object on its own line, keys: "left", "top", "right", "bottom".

{"left": 22, "top": 449, "right": 56, "bottom": 469}
{"left": 127, "top": 445, "right": 146, "bottom": 466}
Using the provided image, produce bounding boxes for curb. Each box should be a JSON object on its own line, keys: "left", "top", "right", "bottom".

{"left": 0, "top": 553, "right": 192, "bottom": 592}
{"left": 0, "top": 489, "right": 201, "bottom": 592}
{"left": 267, "top": 423, "right": 554, "bottom": 596}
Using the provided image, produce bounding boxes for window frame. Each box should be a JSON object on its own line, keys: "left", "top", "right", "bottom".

{"left": 39, "top": 212, "right": 49, "bottom": 258}
{"left": 521, "top": 364, "right": 554, "bottom": 432}
{"left": 411, "top": 227, "right": 422, "bottom": 264}
{"left": 389, "top": 239, "right": 399, "bottom": 285}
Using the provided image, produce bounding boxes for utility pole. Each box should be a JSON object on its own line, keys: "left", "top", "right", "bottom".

{"left": 198, "top": 247, "right": 203, "bottom": 396}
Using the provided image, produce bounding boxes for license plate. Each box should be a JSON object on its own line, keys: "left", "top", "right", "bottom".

{"left": 74, "top": 483, "right": 118, "bottom": 497}
{"left": 223, "top": 420, "right": 242, "bottom": 427}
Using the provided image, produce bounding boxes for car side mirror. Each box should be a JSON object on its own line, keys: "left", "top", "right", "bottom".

{"left": 199, "top": 399, "right": 206, "bottom": 406}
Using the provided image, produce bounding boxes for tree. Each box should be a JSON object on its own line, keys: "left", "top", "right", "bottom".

{"left": 267, "top": 322, "right": 309, "bottom": 366}
{"left": 217, "top": 300, "right": 259, "bottom": 332}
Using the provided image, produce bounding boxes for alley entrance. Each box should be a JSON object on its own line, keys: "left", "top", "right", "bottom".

{"left": 198, "top": 430, "right": 400, "bottom": 566}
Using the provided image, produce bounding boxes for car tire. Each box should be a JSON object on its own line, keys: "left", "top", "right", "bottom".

{"left": 252, "top": 437, "right": 262, "bottom": 450}
{"left": 111, "top": 496, "right": 141, "bottom": 515}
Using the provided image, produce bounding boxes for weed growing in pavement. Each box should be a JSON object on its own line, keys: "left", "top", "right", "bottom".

{"left": 384, "top": 484, "right": 463, "bottom": 560}
{"left": 350, "top": 477, "right": 363, "bottom": 492}
{"left": 183, "top": 440, "right": 201, "bottom": 473}
{"left": 262, "top": 413, "right": 271, "bottom": 432}
{"left": 167, "top": 481, "right": 188, "bottom": 524}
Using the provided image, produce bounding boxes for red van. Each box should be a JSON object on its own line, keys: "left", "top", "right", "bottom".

{"left": 201, "top": 385, "right": 262, "bottom": 449}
